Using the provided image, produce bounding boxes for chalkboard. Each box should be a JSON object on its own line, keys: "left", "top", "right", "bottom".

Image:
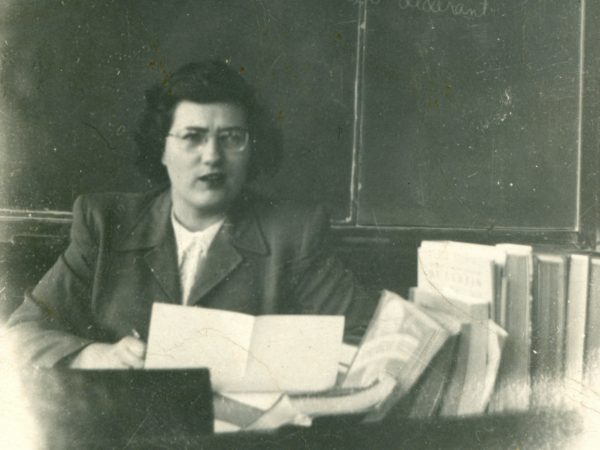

{"left": 357, "top": 0, "right": 583, "bottom": 230}
{"left": 0, "top": 0, "right": 358, "bottom": 221}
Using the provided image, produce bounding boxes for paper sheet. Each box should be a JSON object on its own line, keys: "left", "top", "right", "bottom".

{"left": 145, "top": 303, "right": 344, "bottom": 392}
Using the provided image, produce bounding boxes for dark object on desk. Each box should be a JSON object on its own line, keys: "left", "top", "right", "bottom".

{"left": 19, "top": 368, "right": 213, "bottom": 448}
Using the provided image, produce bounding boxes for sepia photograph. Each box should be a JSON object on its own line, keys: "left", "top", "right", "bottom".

{"left": 0, "top": 0, "right": 599, "bottom": 448}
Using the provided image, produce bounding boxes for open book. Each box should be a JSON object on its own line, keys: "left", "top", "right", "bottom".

{"left": 145, "top": 303, "right": 344, "bottom": 392}
{"left": 339, "top": 290, "right": 451, "bottom": 419}
{"left": 342, "top": 290, "right": 450, "bottom": 391}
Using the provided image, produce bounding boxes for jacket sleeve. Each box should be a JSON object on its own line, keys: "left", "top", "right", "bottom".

{"left": 5, "top": 196, "right": 99, "bottom": 367}
{"left": 289, "top": 205, "right": 378, "bottom": 344}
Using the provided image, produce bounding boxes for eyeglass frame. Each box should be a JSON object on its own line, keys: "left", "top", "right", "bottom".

{"left": 166, "top": 126, "right": 250, "bottom": 153}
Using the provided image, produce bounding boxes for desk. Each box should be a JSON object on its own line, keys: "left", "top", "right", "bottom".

{"left": 110, "top": 410, "right": 583, "bottom": 450}
{"left": 3, "top": 367, "right": 585, "bottom": 449}
{"left": 10, "top": 368, "right": 583, "bottom": 450}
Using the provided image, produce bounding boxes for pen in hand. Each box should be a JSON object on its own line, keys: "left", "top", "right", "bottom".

{"left": 127, "top": 328, "right": 146, "bottom": 368}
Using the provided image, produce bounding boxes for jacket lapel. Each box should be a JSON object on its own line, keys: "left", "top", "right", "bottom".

{"left": 118, "top": 190, "right": 269, "bottom": 306}
{"left": 118, "top": 190, "right": 182, "bottom": 303}
{"left": 187, "top": 195, "right": 269, "bottom": 306}
{"left": 186, "top": 223, "right": 242, "bottom": 304}
{"left": 144, "top": 237, "right": 181, "bottom": 303}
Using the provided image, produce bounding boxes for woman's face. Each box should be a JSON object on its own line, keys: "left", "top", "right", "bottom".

{"left": 162, "top": 101, "right": 250, "bottom": 224}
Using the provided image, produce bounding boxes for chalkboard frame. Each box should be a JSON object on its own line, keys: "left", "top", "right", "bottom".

{"left": 334, "top": 0, "right": 600, "bottom": 250}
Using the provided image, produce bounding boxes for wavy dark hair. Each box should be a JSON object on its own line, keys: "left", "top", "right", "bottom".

{"left": 135, "top": 60, "right": 282, "bottom": 184}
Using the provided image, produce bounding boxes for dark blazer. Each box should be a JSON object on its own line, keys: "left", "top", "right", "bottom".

{"left": 7, "top": 189, "right": 376, "bottom": 367}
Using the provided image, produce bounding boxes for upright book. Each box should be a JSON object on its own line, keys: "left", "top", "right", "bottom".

{"left": 417, "top": 240, "right": 498, "bottom": 312}
{"left": 489, "top": 244, "right": 533, "bottom": 412}
{"left": 531, "top": 253, "right": 568, "bottom": 407}
{"left": 416, "top": 241, "right": 502, "bottom": 416}
{"left": 565, "top": 254, "right": 590, "bottom": 386}
{"left": 411, "top": 287, "right": 497, "bottom": 416}
{"left": 584, "top": 257, "right": 600, "bottom": 387}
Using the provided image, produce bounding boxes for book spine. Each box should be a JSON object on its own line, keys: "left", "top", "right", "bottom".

{"left": 584, "top": 258, "right": 600, "bottom": 386}
{"left": 564, "top": 254, "right": 590, "bottom": 385}
{"left": 439, "top": 324, "right": 471, "bottom": 416}
{"left": 408, "top": 336, "right": 459, "bottom": 418}
{"left": 489, "top": 254, "right": 532, "bottom": 412}
{"left": 531, "top": 255, "right": 568, "bottom": 408}
{"left": 456, "top": 319, "right": 489, "bottom": 415}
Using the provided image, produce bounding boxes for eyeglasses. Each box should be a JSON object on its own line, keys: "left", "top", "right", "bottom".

{"left": 166, "top": 127, "right": 249, "bottom": 153}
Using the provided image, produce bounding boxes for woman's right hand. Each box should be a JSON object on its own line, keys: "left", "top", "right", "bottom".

{"left": 69, "top": 336, "right": 146, "bottom": 369}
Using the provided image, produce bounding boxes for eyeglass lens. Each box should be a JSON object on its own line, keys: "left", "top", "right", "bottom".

{"left": 170, "top": 128, "right": 248, "bottom": 151}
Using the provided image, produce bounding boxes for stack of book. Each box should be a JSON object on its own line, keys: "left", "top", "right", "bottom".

{"left": 410, "top": 240, "right": 600, "bottom": 414}
{"left": 406, "top": 241, "right": 508, "bottom": 417}
{"left": 527, "top": 248, "right": 600, "bottom": 407}
{"left": 325, "top": 239, "right": 598, "bottom": 420}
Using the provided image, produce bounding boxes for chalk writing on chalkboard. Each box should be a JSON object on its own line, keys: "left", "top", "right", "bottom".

{"left": 397, "top": 0, "right": 488, "bottom": 18}
{"left": 347, "top": 0, "right": 383, "bottom": 6}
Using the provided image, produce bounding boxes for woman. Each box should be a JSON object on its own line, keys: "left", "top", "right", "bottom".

{"left": 6, "top": 60, "right": 376, "bottom": 369}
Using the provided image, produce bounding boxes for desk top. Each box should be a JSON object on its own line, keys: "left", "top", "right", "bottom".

{"left": 4, "top": 367, "right": 587, "bottom": 450}
{"left": 109, "top": 409, "right": 584, "bottom": 450}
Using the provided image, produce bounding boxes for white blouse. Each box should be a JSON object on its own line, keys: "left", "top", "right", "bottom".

{"left": 171, "top": 212, "right": 224, "bottom": 305}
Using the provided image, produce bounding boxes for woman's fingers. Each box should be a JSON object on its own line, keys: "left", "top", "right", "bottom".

{"left": 115, "top": 337, "right": 146, "bottom": 368}
{"left": 69, "top": 338, "right": 146, "bottom": 369}
{"left": 119, "top": 336, "right": 146, "bottom": 358}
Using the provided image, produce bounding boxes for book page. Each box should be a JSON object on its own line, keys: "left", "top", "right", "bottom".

{"left": 411, "top": 286, "right": 483, "bottom": 323}
{"left": 239, "top": 315, "right": 344, "bottom": 392}
{"left": 145, "top": 304, "right": 344, "bottom": 392}
{"left": 144, "top": 304, "right": 255, "bottom": 388}
{"left": 343, "top": 291, "right": 449, "bottom": 391}
{"left": 418, "top": 241, "right": 497, "bottom": 306}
